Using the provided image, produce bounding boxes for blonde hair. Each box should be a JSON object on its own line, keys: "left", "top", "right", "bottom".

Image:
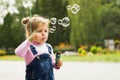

{"left": 21, "top": 14, "right": 50, "bottom": 38}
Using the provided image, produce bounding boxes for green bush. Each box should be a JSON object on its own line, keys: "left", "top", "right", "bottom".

{"left": 96, "top": 47, "right": 102, "bottom": 52}
{"left": 77, "top": 48, "right": 82, "bottom": 53}
{"left": 77, "top": 48, "right": 87, "bottom": 56}
{"left": 90, "top": 46, "right": 102, "bottom": 54}
{"left": 0, "top": 49, "right": 6, "bottom": 55}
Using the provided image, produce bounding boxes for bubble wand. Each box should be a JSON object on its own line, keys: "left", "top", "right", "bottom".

{"left": 29, "top": 5, "right": 32, "bottom": 35}
{"left": 28, "top": 3, "right": 36, "bottom": 40}
{"left": 55, "top": 52, "right": 61, "bottom": 66}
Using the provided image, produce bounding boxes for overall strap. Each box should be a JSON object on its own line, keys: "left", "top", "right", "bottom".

{"left": 30, "top": 45, "right": 37, "bottom": 55}
{"left": 46, "top": 43, "right": 52, "bottom": 54}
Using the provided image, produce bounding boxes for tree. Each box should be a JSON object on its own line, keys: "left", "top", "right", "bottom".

{"left": 68, "top": 0, "right": 102, "bottom": 49}
{"left": 0, "top": 0, "right": 35, "bottom": 52}
{"left": 101, "top": 0, "right": 120, "bottom": 40}
{"left": 68, "top": 0, "right": 120, "bottom": 49}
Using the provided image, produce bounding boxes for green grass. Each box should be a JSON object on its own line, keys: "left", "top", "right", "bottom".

{"left": 0, "top": 55, "right": 23, "bottom": 61}
{"left": 62, "top": 53, "right": 120, "bottom": 62}
{"left": 0, "top": 53, "right": 120, "bottom": 62}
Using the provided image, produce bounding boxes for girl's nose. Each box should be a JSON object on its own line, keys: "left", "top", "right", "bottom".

{"left": 42, "top": 31, "right": 45, "bottom": 36}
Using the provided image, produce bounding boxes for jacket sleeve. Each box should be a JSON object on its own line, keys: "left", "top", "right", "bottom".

{"left": 15, "top": 39, "right": 31, "bottom": 58}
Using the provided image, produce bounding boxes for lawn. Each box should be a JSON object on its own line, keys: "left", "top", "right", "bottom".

{"left": 0, "top": 55, "right": 23, "bottom": 61}
{"left": 0, "top": 53, "right": 120, "bottom": 62}
{"left": 62, "top": 53, "right": 120, "bottom": 62}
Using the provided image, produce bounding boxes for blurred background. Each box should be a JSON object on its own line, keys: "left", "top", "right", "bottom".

{"left": 0, "top": 0, "right": 120, "bottom": 56}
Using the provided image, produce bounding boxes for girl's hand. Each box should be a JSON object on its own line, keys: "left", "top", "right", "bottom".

{"left": 30, "top": 33, "right": 38, "bottom": 42}
{"left": 28, "top": 31, "right": 37, "bottom": 42}
{"left": 29, "top": 31, "right": 41, "bottom": 43}
{"left": 55, "top": 59, "right": 63, "bottom": 68}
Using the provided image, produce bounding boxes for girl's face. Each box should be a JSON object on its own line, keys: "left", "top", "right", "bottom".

{"left": 31, "top": 24, "right": 49, "bottom": 44}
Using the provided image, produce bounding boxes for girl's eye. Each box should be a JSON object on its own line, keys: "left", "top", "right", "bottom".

{"left": 45, "top": 30, "right": 48, "bottom": 32}
{"left": 36, "top": 30, "right": 48, "bottom": 33}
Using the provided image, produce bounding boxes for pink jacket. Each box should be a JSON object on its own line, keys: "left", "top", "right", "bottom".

{"left": 15, "top": 39, "right": 56, "bottom": 66}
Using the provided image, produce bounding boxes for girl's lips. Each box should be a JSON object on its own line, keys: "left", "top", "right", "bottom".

{"left": 42, "top": 36, "right": 47, "bottom": 39}
{"left": 42, "top": 37, "right": 46, "bottom": 40}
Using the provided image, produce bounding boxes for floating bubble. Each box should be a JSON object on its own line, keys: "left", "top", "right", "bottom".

{"left": 51, "top": 26, "right": 56, "bottom": 31}
{"left": 49, "top": 26, "right": 56, "bottom": 33}
{"left": 71, "top": 8, "right": 78, "bottom": 14}
{"left": 73, "top": 4, "right": 80, "bottom": 11}
{"left": 67, "top": 5, "right": 72, "bottom": 10}
{"left": 71, "top": 4, "right": 80, "bottom": 14}
{"left": 49, "top": 17, "right": 70, "bottom": 31}
{"left": 49, "top": 28, "right": 54, "bottom": 33}
{"left": 50, "top": 18, "right": 57, "bottom": 25}
{"left": 58, "top": 19, "right": 62, "bottom": 25}
{"left": 61, "top": 17, "right": 70, "bottom": 27}
{"left": 67, "top": 4, "right": 80, "bottom": 14}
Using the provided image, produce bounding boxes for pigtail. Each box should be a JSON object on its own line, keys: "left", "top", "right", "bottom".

{"left": 21, "top": 17, "right": 31, "bottom": 38}
{"left": 21, "top": 17, "right": 30, "bottom": 26}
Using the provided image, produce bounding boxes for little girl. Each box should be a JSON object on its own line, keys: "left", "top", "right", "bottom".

{"left": 15, "top": 15, "right": 62, "bottom": 80}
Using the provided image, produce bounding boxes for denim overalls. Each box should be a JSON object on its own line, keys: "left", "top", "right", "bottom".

{"left": 25, "top": 44, "right": 54, "bottom": 80}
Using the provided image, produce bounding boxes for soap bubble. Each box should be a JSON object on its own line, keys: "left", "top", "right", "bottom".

{"left": 67, "top": 5, "right": 72, "bottom": 10}
{"left": 73, "top": 4, "right": 80, "bottom": 11}
{"left": 61, "top": 17, "right": 70, "bottom": 27}
{"left": 71, "top": 4, "right": 80, "bottom": 14}
{"left": 71, "top": 8, "right": 78, "bottom": 14}
{"left": 58, "top": 17, "right": 70, "bottom": 27}
{"left": 58, "top": 19, "right": 62, "bottom": 25}
{"left": 50, "top": 18, "right": 57, "bottom": 25}
{"left": 49, "top": 28, "right": 54, "bottom": 33}
{"left": 51, "top": 26, "right": 56, "bottom": 31}
{"left": 49, "top": 17, "right": 70, "bottom": 33}
{"left": 49, "top": 26, "right": 56, "bottom": 33}
{"left": 67, "top": 4, "right": 80, "bottom": 14}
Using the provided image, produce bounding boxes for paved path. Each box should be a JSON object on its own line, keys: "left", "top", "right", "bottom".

{"left": 0, "top": 61, "right": 120, "bottom": 80}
